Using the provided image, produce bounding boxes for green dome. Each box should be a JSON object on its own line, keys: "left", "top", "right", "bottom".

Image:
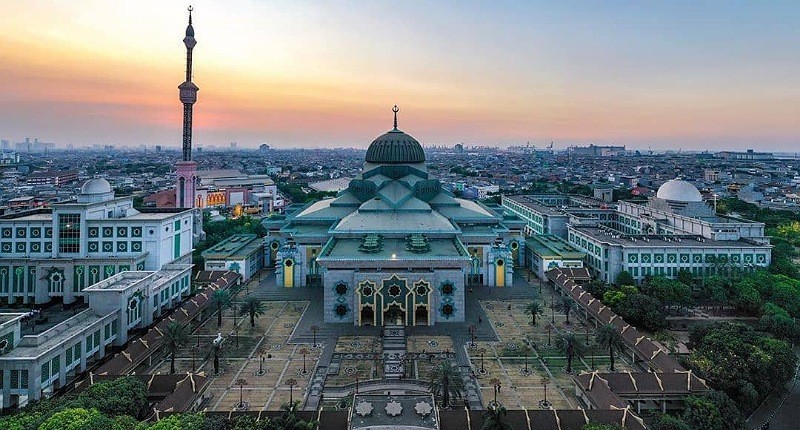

{"left": 365, "top": 129, "right": 426, "bottom": 164}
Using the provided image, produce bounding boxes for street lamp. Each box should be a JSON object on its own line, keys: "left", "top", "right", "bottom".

{"left": 258, "top": 353, "right": 265, "bottom": 375}
{"left": 479, "top": 348, "right": 486, "bottom": 373}
{"left": 469, "top": 324, "right": 477, "bottom": 348}
{"left": 524, "top": 352, "right": 529, "bottom": 374}
{"left": 490, "top": 378, "right": 501, "bottom": 406}
{"left": 236, "top": 378, "right": 248, "bottom": 409}
{"left": 287, "top": 378, "right": 297, "bottom": 404}
{"left": 311, "top": 325, "right": 319, "bottom": 348}
{"left": 541, "top": 377, "right": 550, "bottom": 407}
{"left": 300, "top": 348, "right": 308, "bottom": 374}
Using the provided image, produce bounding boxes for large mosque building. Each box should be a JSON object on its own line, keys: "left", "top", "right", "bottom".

{"left": 273, "top": 108, "right": 521, "bottom": 326}
{"left": 503, "top": 179, "right": 772, "bottom": 284}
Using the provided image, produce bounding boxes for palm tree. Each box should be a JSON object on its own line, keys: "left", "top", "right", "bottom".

{"left": 555, "top": 331, "right": 585, "bottom": 374}
{"left": 595, "top": 323, "right": 625, "bottom": 371}
{"left": 558, "top": 296, "right": 575, "bottom": 324}
{"left": 211, "top": 289, "right": 232, "bottom": 327}
{"left": 163, "top": 321, "right": 190, "bottom": 374}
{"left": 428, "top": 361, "right": 465, "bottom": 408}
{"left": 524, "top": 302, "right": 544, "bottom": 326}
{"left": 239, "top": 297, "right": 265, "bottom": 327}
{"left": 481, "top": 404, "right": 513, "bottom": 430}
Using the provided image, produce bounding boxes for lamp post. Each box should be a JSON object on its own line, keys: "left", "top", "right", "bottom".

{"left": 469, "top": 324, "right": 477, "bottom": 348}
{"left": 236, "top": 378, "right": 247, "bottom": 409}
{"left": 311, "top": 325, "right": 319, "bottom": 348}
{"left": 490, "top": 378, "right": 501, "bottom": 406}
{"left": 258, "top": 353, "right": 265, "bottom": 375}
{"left": 287, "top": 378, "right": 297, "bottom": 404}
{"left": 524, "top": 352, "right": 529, "bottom": 373}
{"left": 479, "top": 348, "right": 486, "bottom": 373}
{"left": 300, "top": 348, "right": 308, "bottom": 374}
{"left": 541, "top": 377, "right": 550, "bottom": 406}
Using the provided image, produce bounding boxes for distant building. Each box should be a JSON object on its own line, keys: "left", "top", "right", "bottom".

{"left": 259, "top": 143, "right": 270, "bottom": 152}
{"left": 525, "top": 235, "right": 585, "bottom": 279}
{"left": 569, "top": 144, "right": 626, "bottom": 157}
{"left": 14, "top": 138, "right": 55, "bottom": 153}
{"left": 703, "top": 169, "right": 720, "bottom": 182}
{"left": 309, "top": 177, "right": 352, "bottom": 193}
{"left": 716, "top": 149, "right": 774, "bottom": 160}
{"left": 25, "top": 170, "right": 78, "bottom": 186}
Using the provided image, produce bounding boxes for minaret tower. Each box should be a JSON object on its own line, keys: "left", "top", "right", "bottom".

{"left": 175, "top": 5, "right": 199, "bottom": 208}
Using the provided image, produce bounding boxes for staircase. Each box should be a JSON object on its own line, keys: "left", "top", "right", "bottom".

{"left": 382, "top": 324, "right": 406, "bottom": 380}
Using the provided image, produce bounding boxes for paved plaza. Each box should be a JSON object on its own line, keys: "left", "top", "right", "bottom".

{"left": 145, "top": 269, "right": 635, "bottom": 412}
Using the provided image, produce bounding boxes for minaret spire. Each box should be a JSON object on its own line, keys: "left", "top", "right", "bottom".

{"left": 176, "top": 5, "right": 200, "bottom": 209}
{"left": 392, "top": 105, "right": 399, "bottom": 130}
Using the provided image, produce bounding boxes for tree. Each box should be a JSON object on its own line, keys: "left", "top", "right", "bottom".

{"left": 557, "top": 296, "right": 575, "bottom": 324}
{"left": 163, "top": 321, "right": 191, "bottom": 374}
{"left": 677, "top": 269, "right": 694, "bottom": 287}
{"left": 582, "top": 424, "right": 622, "bottom": 430}
{"left": 73, "top": 377, "right": 148, "bottom": 418}
{"left": 615, "top": 270, "right": 635, "bottom": 287}
{"left": 481, "top": 404, "right": 513, "bottom": 430}
{"left": 147, "top": 413, "right": 207, "bottom": 430}
{"left": 651, "top": 414, "right": 691, "bottom": 430}
{"left": 595, "top": 324, "right": 625, "bottom": 372}
{"left": 211, "top": 289, "right": 232, "bottom": 327}
{"left": 428, "top": 361, "right": 465, "bottom": 408}
{"left": 615, "top": 293, "right": 667, "bottom": 332}
{"left": 524, "top": 302, "right": 544, "bottom": 326}
{"left": 38, "top": 408, "right": 117, "bottom": 430}
{"left": 758, "top": 302, "right": 799, "bottom": 340}
{"left": 239, "top": 297, "right": 265, "bottom": 327}
{"left": 682, "top": 391, "right": 745, "bottom": 430}
{"left": 555, "top": 332, "right": 585, "bottom": 374}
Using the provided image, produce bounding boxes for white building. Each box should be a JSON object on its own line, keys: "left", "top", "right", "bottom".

{"left": 0, "top": 264, "right": 192, "bottom": 409}
{"left": 0, "top": 179, "right": 194, "bottom": 305}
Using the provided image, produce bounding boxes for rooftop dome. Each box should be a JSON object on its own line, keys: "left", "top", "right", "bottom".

{"left": 365, "top": 130, "right": 425, "bottom": 164}
{"left": 81, "top": 178, "right": 112, "bottom": 195}
{"left": 656, "top": 179, "right": 702, "bottom": 202}
{"left": 365, "top": 105, "right": 425, "bottom": 164}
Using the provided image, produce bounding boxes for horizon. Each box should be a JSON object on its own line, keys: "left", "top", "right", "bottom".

{"left": 1, "top": 1, "right": 799, "bottom": 151}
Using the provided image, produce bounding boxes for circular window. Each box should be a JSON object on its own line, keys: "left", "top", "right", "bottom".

{"left": 497, "top": 259, "right": 504, "bottom": 267}
{"left": 416, "top": 286, "right": 427, "bottom": 295}
{"left": 271, "top": 242, "right": 280, "bottom": 250}
{"left": 285, "top": 259, "right": 293, "bottom": 267}
{"left": 510, "top": 241, "right": 519, "bottom": 250}
{"left": 389, "top": 285, "right": 401, "bottom": 297}
{"left": 335, "top": 304, "right": 348, "bottom": 317}
{"left": 362, "top": 286, "right": 373, "bottom": 296}
{"left": 335, "top": 283, "right": 348, "bottom": 295}
{"left": 442, "top": 283, "right": 454, "bottom": 295}
{"left": 442, "top": 304, "right": 454, "bottom": 316}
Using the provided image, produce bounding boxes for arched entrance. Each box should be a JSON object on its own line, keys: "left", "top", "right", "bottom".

{"left": 415, "top": 305, "right": 429, "bottom": 326}
{"left": 384, "top": 304, "right": 405, "bottom": 326}
{"left": 360, "top": 305, "right": 375, "bottom": 326}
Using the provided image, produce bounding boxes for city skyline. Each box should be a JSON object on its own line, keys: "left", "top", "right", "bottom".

{"left": 1, "top": 1, "right": 799, "bottom": 151}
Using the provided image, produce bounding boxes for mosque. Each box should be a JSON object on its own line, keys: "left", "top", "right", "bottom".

{"left": 274, "top": 107, "right": 521, "bottom": 326}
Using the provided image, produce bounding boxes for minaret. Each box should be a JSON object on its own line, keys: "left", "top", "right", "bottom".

{"left": 175, "top": 5, "right": 199, "bottom": 209}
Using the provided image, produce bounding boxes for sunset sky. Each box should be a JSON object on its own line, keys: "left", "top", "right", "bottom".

{"left": 1, "top": 1, "right": 798, "bottom": 151}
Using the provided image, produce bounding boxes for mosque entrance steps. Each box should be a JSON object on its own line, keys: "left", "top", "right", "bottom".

{"left": 382, "top": 324, "right": 407, "bottom": 380}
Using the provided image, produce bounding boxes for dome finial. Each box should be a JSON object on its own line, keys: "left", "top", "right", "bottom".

{"left": 392, "top": 105, "right": 399, "bottom": 130}
{"left": 188, "top": 5, "right": 193, "bottom": 25}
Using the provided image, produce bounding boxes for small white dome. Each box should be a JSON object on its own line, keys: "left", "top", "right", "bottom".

{"left": 81, "top": 178, "right": 112, "bottom": 195}
{"left": 656, "top": 179, "right": 702, "bottom": 202}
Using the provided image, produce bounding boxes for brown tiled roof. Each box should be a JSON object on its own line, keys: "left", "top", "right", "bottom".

{"left": 440, "top": 408, "right": 646, "bottom": 430}
{"left": 95, "top": 271, "right": 239, "bottom": 375}
{"left": 547, "top": 267, "right": 686, "bottom": 373}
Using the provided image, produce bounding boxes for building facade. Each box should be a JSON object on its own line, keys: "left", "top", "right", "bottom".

{"left": 201, "top": 234, "right": 264, "bottom": 283}
{"left": 502, "top": 179, "right": 771, "bottom": 284}
{"left": 0, "top": 178, "right": 194, "bottom": 305}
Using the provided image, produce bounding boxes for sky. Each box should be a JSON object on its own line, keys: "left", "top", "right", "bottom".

{"left": 0, "top": 0, "right": 798, "bottom": 151}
